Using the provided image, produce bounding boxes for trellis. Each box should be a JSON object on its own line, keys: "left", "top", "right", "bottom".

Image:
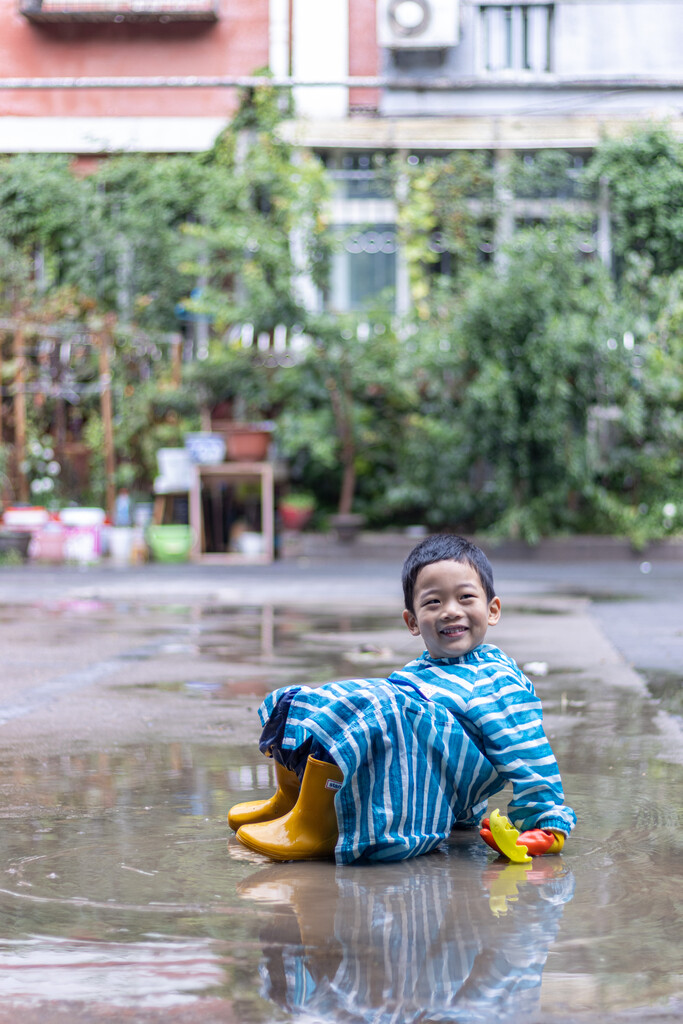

{"left": 0, "top": 317, "right": 182, "bottom": 518}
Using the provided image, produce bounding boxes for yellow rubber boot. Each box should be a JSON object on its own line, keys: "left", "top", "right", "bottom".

{"left": 227, "top": 761, "right": 300, "bottom": 832}
{"left": 236, "top": 755, "right": 343, "bottom": 861}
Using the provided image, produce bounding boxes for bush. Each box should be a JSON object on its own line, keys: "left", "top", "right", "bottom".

{"left": 388, "top": 227, "right": 623, "bottom": 541}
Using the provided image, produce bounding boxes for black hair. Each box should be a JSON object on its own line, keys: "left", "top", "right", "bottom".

{"left": 402, "top": 534, "right": 496, "bottom": 612}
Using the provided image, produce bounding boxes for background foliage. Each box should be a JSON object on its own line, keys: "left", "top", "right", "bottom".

{"left": 0, "top": 116, "right": 681, "bottom": 544}
{"left": 584, "top": 125, "right": 683, "bottom": 278}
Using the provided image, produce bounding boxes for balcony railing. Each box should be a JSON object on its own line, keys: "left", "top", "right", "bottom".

{"left": 20, "top": 0, "right": 218, "bottom": 22}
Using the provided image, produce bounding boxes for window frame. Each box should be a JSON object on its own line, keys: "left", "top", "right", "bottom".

{"left": 478, "top": 3, "right": 554, "bottom": 75}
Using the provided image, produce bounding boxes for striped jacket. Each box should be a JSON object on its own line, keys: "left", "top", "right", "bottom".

{"left": 258, "top": 643, "right": 576, "bottom": 864}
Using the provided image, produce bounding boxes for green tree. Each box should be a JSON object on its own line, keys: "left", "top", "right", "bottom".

{"left": 180, "top": 83, "right": 332, "bottom": 334}
{"left": 76, "top": 154, "right": 211, "bottom": 330}
{"left": 388, "top": 227, "right": 621, "bottom": 542}
{"left": 394, "top": 152, "right": 493, "bottom": 320}
{"left": 0, "top": 86, "right": 333, "bottom": 502}
{"left": 585, "top": 125, "right": 683, "bottom": 278}
{"left": 0, "top": 154, "right": 88, "bottom": 283}
{"left": 273, "top": 313, "right": 416, "bottom": 519}
{"left": 592, "top": 270, "right": 683, "bottom": 545}
{"left": 507, "top": 150, "right": 592, "bottom": 200}
{"left": 0, "top": 151, "right": 216, "bottom": 330}
{"left": 180, "top": 343, "right": 275, "bottom": 422}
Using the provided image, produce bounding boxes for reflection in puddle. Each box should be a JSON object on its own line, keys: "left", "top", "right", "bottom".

{"left": 643, "top": 669, "right": 683, "bottom": 719}
{"left": 236, "top": 850, "right": 575, "bottom": 1023}
{"left": 0, "top": 935, "right": 225, "bottom": 1008}
{"left": 103, "top": 606, "right": 411, "bottom": 701}
{"left": 191, "top": 606, "right": 407, "bottom": 684}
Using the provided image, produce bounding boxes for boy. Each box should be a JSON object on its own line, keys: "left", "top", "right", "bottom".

{"left": 230, "top": 534, "right": 576, "bottom": 864}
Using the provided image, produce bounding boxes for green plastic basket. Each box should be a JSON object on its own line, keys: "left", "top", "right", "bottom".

{"left": 146, "top": 525, "right": 194, "bottom": 563}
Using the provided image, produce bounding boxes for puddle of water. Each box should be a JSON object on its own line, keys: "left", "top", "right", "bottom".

{"left": 0, "top": 742, "right": 276, "bottom": 1017}
{"left": 0, "top": 716, "right": 680, "bottom": 1021}
{"left": 0, "top": 738, "right": 580, "bottom": 1019}
{"left": 0, "top": 603, "right": 682, "bottom": 1021}
{"left": 104, "top": 607, "right": 410, "bottom": 702}
{"left": 643, "top": 670, "right": 683, "bottom": 719}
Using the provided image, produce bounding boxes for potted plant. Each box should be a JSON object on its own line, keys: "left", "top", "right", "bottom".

{"left": 222, "top": 421, "right": 274, "bottom": 462}
{"left": 279, "top": 491, "right": 315, "bottom": 531}
{"left": 182, "top": 348, "right": 275, "bottom": 462}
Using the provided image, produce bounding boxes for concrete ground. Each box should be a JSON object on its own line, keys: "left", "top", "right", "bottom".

{"left": 0, "top": 546, "right": 680, "bottom": 1023}
{"left": 2, "top": 543, "right": 680, "bottom": 676}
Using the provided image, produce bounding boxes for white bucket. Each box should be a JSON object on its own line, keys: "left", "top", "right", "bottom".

{"left": 235, "top": 531, "right": 265, "bottom": 556}
{"left": 108, "top": 526, "right": 135, "bottom": 566}
{"left": 155, "top": 448, "right": 193, "bottom": 490}
{"left": 59, "top": 507, "right": 106, "bottom": 527}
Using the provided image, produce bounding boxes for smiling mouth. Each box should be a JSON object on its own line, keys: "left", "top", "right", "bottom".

{"left": 440, "top": 626, "right": 467, "bottom": 637}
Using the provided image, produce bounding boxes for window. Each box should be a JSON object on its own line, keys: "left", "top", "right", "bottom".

{"left": 480, "top": 4, "right": 553, "bottom": 73}
{"left": 320, "top": 152, "right": 393, "bottom": 201}
{"left": 330, "top": 225, "right": 397, "bottom": 312}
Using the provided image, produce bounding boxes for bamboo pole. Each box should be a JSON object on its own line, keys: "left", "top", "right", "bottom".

{"left": 98, "top": 331, "right": 116, "bottom": 520}
{"left": 170, "top": 332, "right": 182, "bottom": 387}
{"left": 13, "top": 322, "right": 29, "bottom": 502}
{"left": 0, "top": 331, "right": 4, "bottom": 447}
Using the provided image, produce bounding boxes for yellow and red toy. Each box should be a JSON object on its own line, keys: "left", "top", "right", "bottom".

{"left": 480, "top": 808, "right": 565, "bottom": 863}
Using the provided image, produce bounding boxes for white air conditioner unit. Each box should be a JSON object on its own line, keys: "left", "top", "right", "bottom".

{"left": 377, "top": 0, "right": 459, "bottom": 49}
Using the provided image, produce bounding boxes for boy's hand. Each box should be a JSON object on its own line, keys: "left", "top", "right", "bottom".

{"left": 480, "top": 811, "right": 565, "bottom": 860}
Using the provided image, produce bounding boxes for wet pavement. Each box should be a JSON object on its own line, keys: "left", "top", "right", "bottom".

{"left": 0, "top": 557, "right": 681, "bottom": 1023}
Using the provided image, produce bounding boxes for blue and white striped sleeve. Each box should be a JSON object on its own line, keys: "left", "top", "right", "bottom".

{"left": 467, "top": 670, "right": 576, "bottom": 836}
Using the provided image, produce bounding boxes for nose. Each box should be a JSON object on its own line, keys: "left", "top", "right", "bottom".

{"left": 440, "top": 597, "right": 461, "bottom": 619}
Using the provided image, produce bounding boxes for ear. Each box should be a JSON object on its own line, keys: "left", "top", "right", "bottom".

{"left": 487, "top": 597, "right": 502, "bottom": 626}
{"left": 402, "top": 609, "right": 421, "bottom": 636}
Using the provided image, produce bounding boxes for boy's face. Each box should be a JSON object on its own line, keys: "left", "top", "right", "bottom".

{"left": 402, "top": 559, "right": 501, "bottom": 660}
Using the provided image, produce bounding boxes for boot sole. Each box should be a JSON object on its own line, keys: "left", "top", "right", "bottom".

{"left": 235, "top": 827, "right": 337, "bottom": 861}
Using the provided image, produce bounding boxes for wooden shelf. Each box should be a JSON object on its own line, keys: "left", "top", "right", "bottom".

{"left": 189, "top": 461, "right": 274, "bottom": 563}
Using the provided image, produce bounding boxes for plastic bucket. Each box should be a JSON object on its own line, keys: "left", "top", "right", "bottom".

{"left": 155, "top": 448, "right": 193, "bottom": 489}
{"left": 109, "top": 526, "right": 135, "bottom": 566}
{"left": 146, "top": 524, "right": 194, "bottom": 563}
{"left": 59, "top": 507, "right": 106, "bottom": 527}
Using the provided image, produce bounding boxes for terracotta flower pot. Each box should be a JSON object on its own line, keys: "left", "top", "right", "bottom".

{"left": 224, "top": 424, "right": 272, "bottom": 462}
{"left": 279, "top": 504, "right": 314, "bottom": 531}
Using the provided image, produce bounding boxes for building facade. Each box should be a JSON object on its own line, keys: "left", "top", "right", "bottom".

{"left": 1, "top": 0, "right": 683, "bottom": 311}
